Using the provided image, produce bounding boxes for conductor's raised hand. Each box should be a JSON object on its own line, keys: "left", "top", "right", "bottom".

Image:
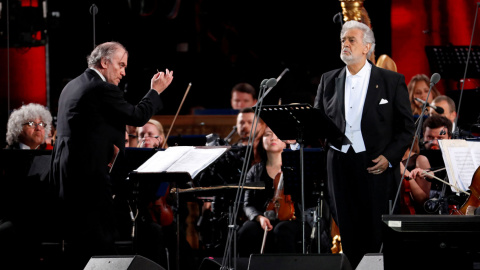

{"left": 151, "top": 69, "right": 174, "bottom": 95}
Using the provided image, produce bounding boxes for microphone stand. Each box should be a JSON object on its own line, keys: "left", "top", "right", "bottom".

{"left": 453, "top": 3, "right": 480, "bottom": 139}
{"left": 388, "top": 73, "right": 440, "bottom": 224}
{"left": 89, "top": 4, "right": 98, "bottom": 48}
{"left": 221, "top": 69, "right": 288, "bottom": 270}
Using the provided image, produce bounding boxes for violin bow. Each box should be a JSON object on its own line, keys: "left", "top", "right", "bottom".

{"left": 162, "top": 82, "right": 192, "bottom": 149}
{"left": 422, "top": 170, "right": 470, "bottom": 195}
{"left": 260, "top": 227, "right": 268, "bottom": 254}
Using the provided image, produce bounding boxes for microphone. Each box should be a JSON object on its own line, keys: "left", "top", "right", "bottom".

{"left": 430, "top": 73, "right": 441, "bottom": 86}
{"left": 414, "top": 98, "right": 444, "bottom": 114}
{"left": 333, "top": 12, "right": 343, "bottom": 26}
{"left": 266, "top": 78, "right": 277, "bottom": 88}
{"left": 224, "top": 126, "right": 237, "bottom": 144}
{"left": 260, "top": 79, "right": 268, "bottom": 89}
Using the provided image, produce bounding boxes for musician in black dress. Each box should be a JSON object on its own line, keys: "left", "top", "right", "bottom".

{"left": 237, "top": 126, "right": 301, "bottom": 256}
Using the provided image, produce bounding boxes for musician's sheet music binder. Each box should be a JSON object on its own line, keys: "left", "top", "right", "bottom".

{"left": 438, "top": 139, "right": 480, "bottom": 192}
{"left": 252, "top": 103, "right": 346, "bottom": 145}
{"left": 129, "top": 146, "right": 229, "bottom": 201}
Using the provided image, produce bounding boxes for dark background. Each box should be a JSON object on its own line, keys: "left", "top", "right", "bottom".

{"left": 0, "top": 0, "right": 391, "bottom": 146}
{"left": 45, "top": 0, "right": 391, "bottom": 115}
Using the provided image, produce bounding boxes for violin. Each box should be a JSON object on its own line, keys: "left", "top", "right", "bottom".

{"left": 401, "top": 178, "right": 416, "bottom": 215}
{"left": 265, "top": 172, "right": 296, "bottom": 221}
{"left": 453, "top": 166, "right": 480, "bottom": 215}
{"left": 148, "top": 183, "right": 174, "bottom": 226}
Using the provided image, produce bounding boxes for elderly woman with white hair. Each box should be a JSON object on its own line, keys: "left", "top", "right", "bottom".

{"left": 5, "top": 103, "right": 52, "bottom": 150}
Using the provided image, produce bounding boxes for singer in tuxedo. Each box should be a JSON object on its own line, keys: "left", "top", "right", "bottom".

{"left": 314, "top": 21, "right": 414, "bottom": 268}
{"left": 50, "top": 42, "right": 173, "bottom": 269}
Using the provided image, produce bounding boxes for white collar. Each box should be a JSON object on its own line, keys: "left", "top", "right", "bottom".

{"left": 19, "top": 142, "right": 31, "bottom": 149}
{"left": 90, "top": 67, "right": 106, "bottom": 82}
{"left": 345, "top": 60, "right": 371, "bottom": 78}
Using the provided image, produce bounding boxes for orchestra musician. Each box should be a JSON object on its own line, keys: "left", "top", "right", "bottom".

{"left": 5, "top": 103, "right": 53, "bottom": 150}
{"left": 237, "top": 126, "right": 301, "bottom": 256}
{"left": 314, "top": 21, "right": 414, "bottom": 268}
{"left": 400, "top": 137, "right": 432, "bottom": 214}
{"left": 407, "top": 74, "right": 440, "bottom": 117}
{"left": 230, "top": 82, "right": 257, "bottom": 110}
{"left": 50, "top": 41, "right": 173, "bottom": 269}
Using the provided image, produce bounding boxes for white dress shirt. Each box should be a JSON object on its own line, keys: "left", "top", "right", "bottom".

{"left": 333, "top": 60, "right": 372, "bottom": 153}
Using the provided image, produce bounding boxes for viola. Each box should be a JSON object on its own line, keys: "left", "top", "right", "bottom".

{"left": 265, "top": 172, "right": 296, "bottom": 221}
{"left": 453, "top": 166, "right": 480, "bottom": 215}
{"left": 149, "top": 184, "right": 174, "bottom": 226}
{"left": 401, "top": 178, "right": 416, "bottom": 215}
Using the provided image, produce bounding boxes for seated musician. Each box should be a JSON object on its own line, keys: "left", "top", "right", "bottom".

{"left": 5, "top": 103, "right": 53, "bottom": 150}
{"left": 237, "top": 126, "right": 301, "bottom": 256}
{"left": 1, "top": 103, "right": 54, "bottom": 267}
{"left": 193, "top": 108, "right": 265, "bottom": 255}
{"left": 400, "top": 137, "right": 432, "bottom": 214}
{"left": 422, "top": 114, "right": 452, "bottom": 151}
{"left": 135, "top": 119, "right": 194, "bottom": 269}
{"left": 137, "top": 119, "right": 168, "bottom": 149}
{"left": 421, "top": 114, "right": 453, "bottom": 213}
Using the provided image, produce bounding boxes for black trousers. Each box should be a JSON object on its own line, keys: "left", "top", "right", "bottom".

{"left": 326, "top": 147, "right": 396, "bottom": 268}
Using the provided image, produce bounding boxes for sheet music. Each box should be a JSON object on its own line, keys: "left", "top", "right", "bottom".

{"left": 166, "top": 147, "right": 228, "bottom": 178}
{"left": 439, "top": 140, "right": 480, "bottom": 192}
{"left": 136, "top": 146, "right": 194, "bottom": 173}
{"left": 135, "top": 146, "right": 228, "bottom": 179}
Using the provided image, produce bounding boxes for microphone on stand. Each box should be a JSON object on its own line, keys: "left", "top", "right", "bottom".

{"left": 415, "top": 98, "right": 444, "bottom": 114}
{"left": 224, "top": 126, "right": 237, "bottom": 144}
{"left": 430, "top": 72, "right": 441, "bottom": 86}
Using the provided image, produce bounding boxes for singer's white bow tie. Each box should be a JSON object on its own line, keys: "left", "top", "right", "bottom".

{"left": 379, "top": 98, "right": 389, "bottom": 105}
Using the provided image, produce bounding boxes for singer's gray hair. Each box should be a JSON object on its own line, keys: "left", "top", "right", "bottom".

{"left": 6, "top": 103, "right": 52, "bottom": 146}
{"left": 87, "top": 41, "right": 128, "bottom": 68}
{"left": 341, "top": 20, "right": 376, "bottom": 59}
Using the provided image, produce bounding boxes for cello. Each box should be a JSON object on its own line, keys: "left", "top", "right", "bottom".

{"left": 453, "top": 166, "right": 480, "bottom": 215}
{"left": 265, "top": 172, "right": 296, "bottom": 221}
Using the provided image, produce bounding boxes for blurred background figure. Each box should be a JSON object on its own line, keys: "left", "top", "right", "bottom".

{"left": 5, "top": 103, "right": 52, "bottom": 150}
{"left": 231, "top": 82, "right": 257, "bottom": 110}
{"left": 407, "top": 74, "right": 440, "bottom": 116}
{"left": 137, "top": 119, "right": 168, "bottom": 149}
{"left": 429, "top": 95, "right": 457, "bottom": 128}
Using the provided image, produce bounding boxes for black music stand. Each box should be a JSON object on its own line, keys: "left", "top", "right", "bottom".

{"left": 425, "top": 46, "right": 480, "bottom": 80}
{"left": 128, "top": 171, "right": 192, "bottom": 270}
{"left": 128, "top": 146, "right": 228, "bottom": 270}
{"left": 253, "top": 103, "right": 346, "bottom": 254}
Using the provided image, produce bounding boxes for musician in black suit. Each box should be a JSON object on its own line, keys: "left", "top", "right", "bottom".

{"left": 50, "top": 41, "right": 173, "bottom": 269}
{"left": 314, "top": 21, "right": 414, "bottom": 268}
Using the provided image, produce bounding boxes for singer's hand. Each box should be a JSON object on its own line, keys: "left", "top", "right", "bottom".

{"left": 256, "top": 215, "right": 273, "bottom": 231}
{"left": 151, "top": 69, "right": 173, "bottom": 95}
{"left": 367, "top": 155, "right": 389, "bottom": 174}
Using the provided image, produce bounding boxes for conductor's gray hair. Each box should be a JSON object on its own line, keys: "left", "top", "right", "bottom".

{"left": 87, "top": 41, "right": 128, "bottom": 68}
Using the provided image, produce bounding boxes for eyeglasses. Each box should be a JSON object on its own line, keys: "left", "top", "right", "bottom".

{"left": 23, "top": 121, "right": 47, "bottom": 129}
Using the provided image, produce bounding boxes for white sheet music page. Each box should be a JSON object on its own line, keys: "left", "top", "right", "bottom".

{"left": 166, "top": 147, "right": 228, "bottom": 178}
{"left": 135, "top": 146, "right": 194, "bottom": 173}
{"left": 134, "top": 146, "right": 228, "bottom": 179}
{"left": 439, "top": 139, "right": 480, "bottom": 192}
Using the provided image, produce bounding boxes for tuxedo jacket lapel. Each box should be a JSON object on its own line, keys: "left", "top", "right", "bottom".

{"left": 335, "top": 68, "right": 346, "bottom": 123}
{"left": 362, "top": 65, "right": 381, "bottom": 120}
